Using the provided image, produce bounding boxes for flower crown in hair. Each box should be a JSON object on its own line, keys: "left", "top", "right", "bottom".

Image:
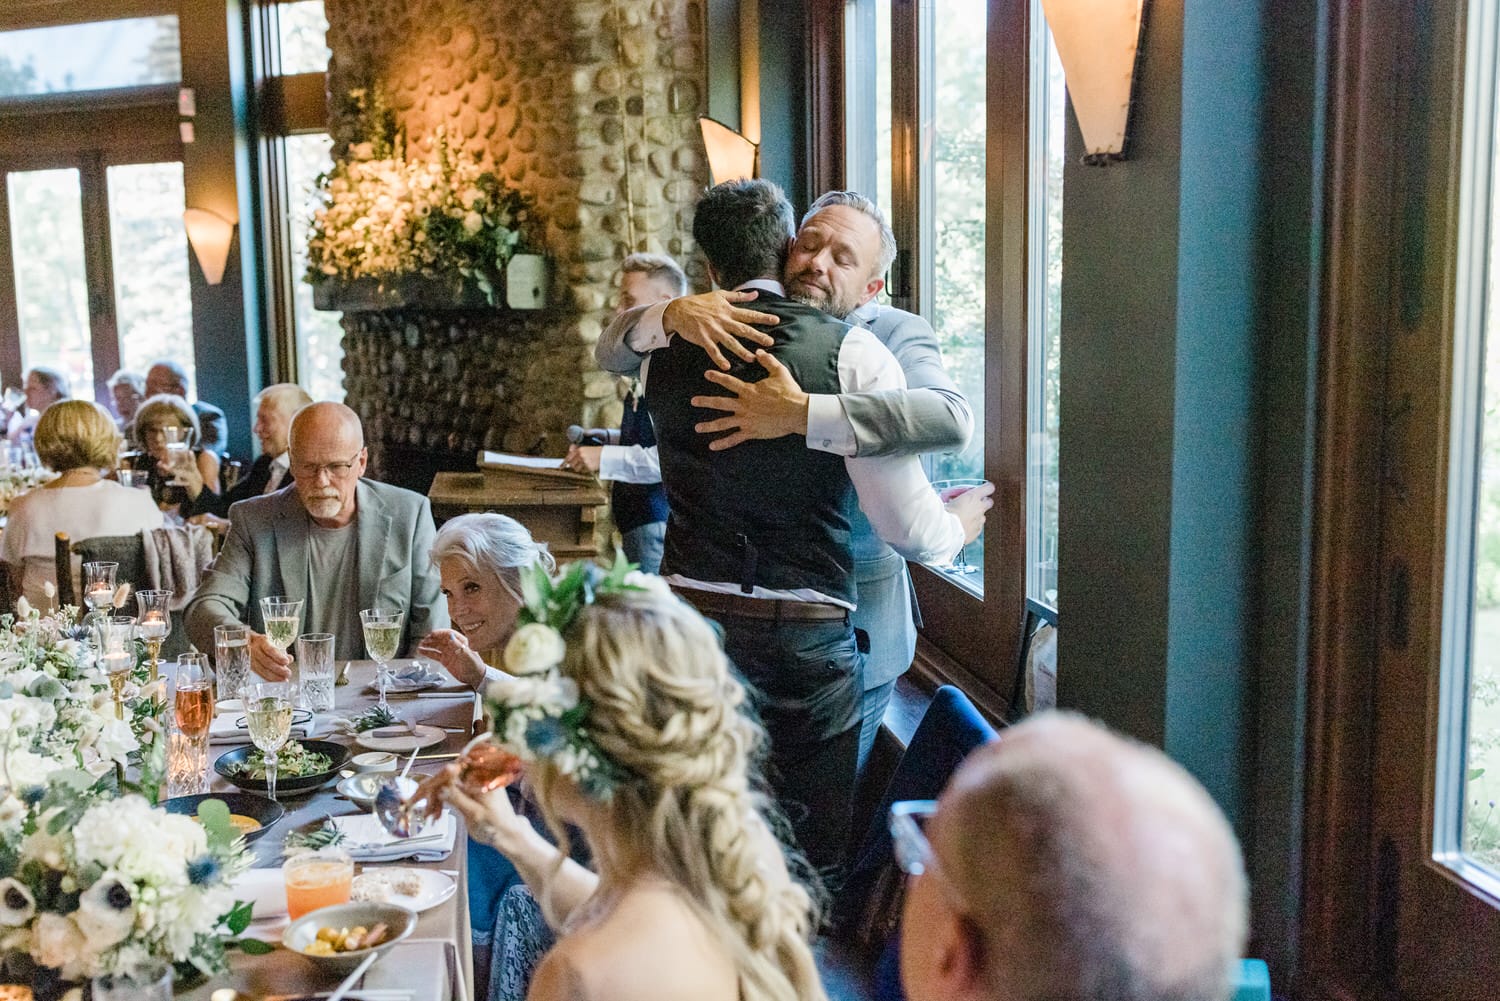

{"left": 484, "top": 555, "right": 672, "bottom": 800}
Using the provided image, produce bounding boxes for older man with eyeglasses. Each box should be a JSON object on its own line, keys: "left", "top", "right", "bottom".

{"left": 185, "top": 402, "right": 448, "bottom": 680}
{"left": 893, "top": 712, "right": 1247, "bottom": 1001}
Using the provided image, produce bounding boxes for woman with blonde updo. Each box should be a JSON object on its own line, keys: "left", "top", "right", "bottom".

{"left": 444, "top": 586, "right": 826, "bottom": 1001}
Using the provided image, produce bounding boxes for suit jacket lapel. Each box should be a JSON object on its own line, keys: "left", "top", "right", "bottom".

{"left": 273, "top": 490, "right": 310, "bottom": 609}
{"left": 355, "top": 480, "right": 392, "bottom": 613}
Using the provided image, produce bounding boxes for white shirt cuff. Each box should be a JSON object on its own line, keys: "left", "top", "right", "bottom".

{"left": 625, "top": 301, "right": 673, "bottom": 354}
{"left": 806, "top": 394, "right": 857, "bottom": 456}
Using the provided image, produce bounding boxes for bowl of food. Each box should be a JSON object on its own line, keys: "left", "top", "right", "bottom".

{"left": 213, "top": 739, "right": 351, "bottom": 797}
{"left": 350, "top": 751, "right": 397, "bottom": 773}
{"left": 281, "top": 900, "right": 417, "bottom": 973}
{"left": 160, "top": 792, "right": 285, "bottom": 844}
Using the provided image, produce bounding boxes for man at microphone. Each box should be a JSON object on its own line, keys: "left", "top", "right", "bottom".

{"left": 562, "top": 253, "right": 687, "bottom": 573}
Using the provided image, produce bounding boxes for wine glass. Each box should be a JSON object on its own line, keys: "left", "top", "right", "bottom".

{"left": 81, "top": 561, "right": 118, "bottom": 629}
{"left": 1, "top": 386, "right": 24, "bottom": 416}
{"left": 161, "top": 425, "right": 197, "bottom": 486}
{"left": 222, "top": 459, "right": 244, "bottom": 493}
{"left": 135, "top": 589, "right": 173, "bottom": 682}
{"left": 244, "top": 680, "right": 293, "bottom": 803}
{"left": 259, "top": 596, "right": 304, "bottom": 696}
{"left": 360, "top": 608, "right": 405, "bottom": 710}
{"left": 931, "top": 478, "right": 987, "bottom": 574}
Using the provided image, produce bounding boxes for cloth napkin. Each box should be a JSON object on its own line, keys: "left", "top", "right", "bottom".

{"left": 209, "top": 711, "right": 343, "bottom": 745}
{"left": 330, "top": 810, "right": 457, "bottom": 863}
{"left": 364, "top": 661, "right": 451, "bottom": 694}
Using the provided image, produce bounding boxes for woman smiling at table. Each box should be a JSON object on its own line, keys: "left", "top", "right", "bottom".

{"left": 419, "top": 513, "right": 555, "bottom": 689}
{"left": 443, "top": 579, "right": 826, "bottom": 1001}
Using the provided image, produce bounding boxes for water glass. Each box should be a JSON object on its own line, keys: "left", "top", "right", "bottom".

{"left": 117, "top": 468, "right": 149, "bottom": 489}
{"left": 167, "top": 653, "right": 213, "bottom": 797}
{"left": 214, "top": 623, "right": 251, "bottom": 702}
{"left": 92, "top": 960, "right": 172, "bottom": 1001}
{"left": 296, "top": 632, "right": 336, "bottom": 712}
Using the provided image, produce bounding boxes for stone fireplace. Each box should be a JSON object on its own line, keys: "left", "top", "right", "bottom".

{"left": 322, "top": 0, "right": 710, "bottom": 491}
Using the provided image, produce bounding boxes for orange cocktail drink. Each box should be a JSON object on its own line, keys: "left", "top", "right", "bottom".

{"left": 283, "top": 848, "right": 354, "bottom": 920}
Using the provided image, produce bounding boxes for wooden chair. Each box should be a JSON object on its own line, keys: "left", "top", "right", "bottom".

{"left": 55, "top": 530, "right": 192, "bottom": 657}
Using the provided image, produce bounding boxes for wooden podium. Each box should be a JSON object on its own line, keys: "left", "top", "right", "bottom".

{"left": 428, "top": 457, "right": 608, "bottom": 561}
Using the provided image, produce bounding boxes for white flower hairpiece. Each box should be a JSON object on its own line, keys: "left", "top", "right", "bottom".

{"left": 483, "top": 555, "right": 667, "bottom": 799}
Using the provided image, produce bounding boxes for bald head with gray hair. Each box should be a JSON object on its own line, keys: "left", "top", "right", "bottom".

{"left": 802, "top": 190, "right": 897, "bottom": 281}
{"left": 430, "top": 513, "right": 555, "bottom": 602}
{"left": 903, "top": 711, "right": 1248, "bottom": 1001}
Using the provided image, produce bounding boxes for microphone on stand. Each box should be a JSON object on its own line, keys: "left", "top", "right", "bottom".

{"left": 566, "top": 425, "right": 617, "bottom": 446}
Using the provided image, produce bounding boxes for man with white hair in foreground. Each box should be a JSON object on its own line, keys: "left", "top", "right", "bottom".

{"left": 899, "top": 711, "right": 1247, "bottom": 1001}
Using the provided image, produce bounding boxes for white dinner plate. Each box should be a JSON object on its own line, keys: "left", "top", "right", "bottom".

{"left": 355, "top": 724, "right": 446, "bottom": 753}
{"left": 353, "top": 867, "right": 457, "bottom": 914}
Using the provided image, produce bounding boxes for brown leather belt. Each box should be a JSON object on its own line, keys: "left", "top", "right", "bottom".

{"left": 674, "top": 586, "right": 849, "bottom": 622}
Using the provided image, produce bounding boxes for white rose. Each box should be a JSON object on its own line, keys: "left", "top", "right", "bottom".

{"left": 503, "top": 624, "right": 566, "bottom": 675}
{"left": 0, "top": 877, "right": 35, "bottom": 926}
{"left": 462, "top": 210, "right": 484, "bottom": 235}
{"left": 622, "top": 571, "right": 675, "bottom": 602}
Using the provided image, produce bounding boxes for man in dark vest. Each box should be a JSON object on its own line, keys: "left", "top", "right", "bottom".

{"left": 643, "top": 179, "right": 989, "bottom": 876}
{"left": 562, "top": 254, "right": 686, "bottom": 572}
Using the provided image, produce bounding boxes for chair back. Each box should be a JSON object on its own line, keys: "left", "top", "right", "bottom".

{"left": 833, "top": 685, "right": 998, "bottom": 941}
{"left": 1007, "top": 598, "right": 1057, "bottom": 722}
{"left": 63, "top": 532, "right": 192, "bottom": 657}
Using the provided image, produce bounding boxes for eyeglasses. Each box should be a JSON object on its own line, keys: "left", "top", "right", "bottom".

{"left": 889, "top": 799, "right": 939, "bottom": 876}
{"left": 292, "top": 449, "right": 363, "bottom": 481}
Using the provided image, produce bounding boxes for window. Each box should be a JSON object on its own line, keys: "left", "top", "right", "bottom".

{"left": 7, "top": 169, "right": 92, "bottom": 392}
{"left": 0, "top": 17, "right": 180, "bottom": 98}
{"left": 284, "top": 133, "right": 344, "bottom": 402}
{"left": 256, "top": 0, "right": 342, "bottom": 401}
{"left": 839, "top": 0, "right": 1060, "bottom": 701}
{"left": 108, "top": 162, "right": 193, "bottom": 389}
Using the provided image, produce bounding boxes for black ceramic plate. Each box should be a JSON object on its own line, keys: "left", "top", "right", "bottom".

{"left": 160, "top": 791, "right": 285, "bottom": 844}
{"left": 212, "top": 739, "right": 351, "bottom": 797}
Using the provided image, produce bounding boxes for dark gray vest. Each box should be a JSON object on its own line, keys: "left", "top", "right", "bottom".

{"left": 646, "top": 291, "right": 857, "bottom": 604}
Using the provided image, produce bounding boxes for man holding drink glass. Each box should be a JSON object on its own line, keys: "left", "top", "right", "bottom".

{"left": 184, "top": 402, "right": 447, "bottom": 681}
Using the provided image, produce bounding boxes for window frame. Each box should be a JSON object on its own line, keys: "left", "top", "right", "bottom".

{"left": 821, "top": 0, "right": 1034, "bottom": 711}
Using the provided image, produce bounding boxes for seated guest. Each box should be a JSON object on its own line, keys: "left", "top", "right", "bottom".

{"left": 133, "top": 394, "right": 221, "bottom": 517}
{"left": 418, "top": 513, "right": 555, "bottom": 690}
{"left": 184, "top": 402, "right": 447, "bottom": 678}
{"left": 900, "top": 712, "right": 1247, "bottom": 1001}
{"left": 106, "top": 369, "right": 145, "bottom": 435}
{"left": 145, "top": 360, "right": 227, "bottom": 452}
{"left": 416, "top": 513, "right": 555, "bottom": 1000}
{"left": 444, "top": 580, "right": 825, "bottom": 1001}
{"left": 186, "top": 382, "right": 313, "bottom": 525}
{"left": 1, "top": 401, "right": 162, "bottom": 609}
{"left": 4, "top": 366, "right": 71, "bottom": 445}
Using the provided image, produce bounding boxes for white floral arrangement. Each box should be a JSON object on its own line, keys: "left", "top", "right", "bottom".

{"left": 484, "top": 559, "right": 673, "bottom": 800}
{"left": 0, "top": 788, "right": 250, "bottom": 986}
{"left": 306, "top": 87, "right": 532, "bottom": 302}
{"left": 0, "top": 608, "right": 140, "bottom": 792}
{"left": 0, "top": 466, "right": 55, "bottom": 520}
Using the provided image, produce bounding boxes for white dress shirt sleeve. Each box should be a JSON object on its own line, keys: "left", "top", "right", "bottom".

{"left": 624, "top": 301, "right": 673, "bottom": 354}
{"left": 839, "top": 329, "right": 966, "bottom": 564}
{"left": 597, "top": 444, "right": 662, "bottom": 484}
{"left": 805, "top": 394, "right": 858, "bottom": 456}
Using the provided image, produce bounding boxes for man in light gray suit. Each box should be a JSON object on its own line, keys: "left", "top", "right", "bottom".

{"left": 594, "top": 190, "right": 981, "bottom": 770}
{"left": 185, "top": 402, "right": 448, "bottom": 680}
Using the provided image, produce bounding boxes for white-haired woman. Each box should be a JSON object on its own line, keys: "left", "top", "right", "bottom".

{"left": 419, "top": 513, "right": 555, "bottom": 690}
{"left": 444, "top": 579, "right": 826, "bottom": 1001}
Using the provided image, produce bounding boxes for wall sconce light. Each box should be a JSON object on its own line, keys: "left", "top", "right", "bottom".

{"left": 182, "top": 207, "right": 236, "bottom": 285}
{"left": 1041, "top": 0, "right": 1146, "bottom": 164}
{"left": 698, "top": 117, "right": 759, "bottom": 185}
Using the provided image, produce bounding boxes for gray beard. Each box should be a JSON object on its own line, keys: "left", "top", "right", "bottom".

{"left": 788, "top": 285, "right": 855, "bottom": 321}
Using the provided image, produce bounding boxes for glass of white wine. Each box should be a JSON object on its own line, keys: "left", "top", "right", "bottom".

{"left": 244, "top": 680, "right": 294, "bottom": 802}
{"left": 259, "top": 596, "right": 305, "bottom": 698}
{"left": 360, "top": 607, "right": 405, "bottom": 710}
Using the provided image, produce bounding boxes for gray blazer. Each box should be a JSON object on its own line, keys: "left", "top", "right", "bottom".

{"left": 594, "top": 301, "right": 973, "bottom": 457}
{"left": 184, "top": 479, "right": 448, "bottom": 658}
